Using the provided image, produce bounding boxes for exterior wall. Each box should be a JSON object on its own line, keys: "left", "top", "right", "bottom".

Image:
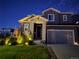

{"left": 42, "top": 9, "right": 74, "bottom": 24}
{"left": 60, "top": 14, "right": 73, "bottom": 24}
{"left": 19, "top": 23, "right": 24, "bottom": 33}
{"left": 42, "top": 9, "right": 60, "bottom": 24}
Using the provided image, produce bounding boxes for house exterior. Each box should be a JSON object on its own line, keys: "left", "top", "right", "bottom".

{"left": 19, "top": 8, "right": 79, "bottom": 45}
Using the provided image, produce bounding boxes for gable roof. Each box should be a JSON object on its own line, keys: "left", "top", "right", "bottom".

{"left": 42, "top": 8, "right": 74, "bottom": 15}
{"left": 19, "top": 14, "right": 35, "bottom": 23}
{"left": 42, "top": 8, "right": 61, "bottom": 14}
{"left": 30, "top": 15, "right": 48, "bottom": 22}
{"left": 19, "top": 15, "right": 48, "bottom": 23}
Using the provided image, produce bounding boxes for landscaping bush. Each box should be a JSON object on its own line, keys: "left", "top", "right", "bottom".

{"left": 29, "top": 41, "right": 36, "bottom": 45}
{"left": 0, "top": 32, "right": 11, "bottom": 45}
{"left": 9, "top": 37, "right": 17, "bottom": 45}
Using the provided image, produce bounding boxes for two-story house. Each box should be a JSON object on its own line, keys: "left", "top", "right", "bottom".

{"left": 19, "top": 8, "right": 79, "bottom": 45}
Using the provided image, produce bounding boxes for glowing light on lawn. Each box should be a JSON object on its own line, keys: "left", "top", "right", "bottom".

{"left": 8, "top": 43, "right": 11, "bottom": 45}
{"left": 5, "top": 37, "right": 10, "bottom": 45}
{"left": 26, "top": 34, "right": 32, "bottom": 41}
{"left": 29, "top": 38, "right": 32, "bottom": 40}
{"left": 25, "top": 42, "right": 29, "bottom": 45}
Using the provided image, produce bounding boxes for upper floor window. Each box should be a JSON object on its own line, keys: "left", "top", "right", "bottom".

{"left": 63, "top": 15, "right": 67, "bottom": 21}
{"left": 48, "top": 14, "right": 55, "bottom": 21}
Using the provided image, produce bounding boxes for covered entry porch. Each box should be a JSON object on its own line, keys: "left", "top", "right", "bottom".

{"left": 19, "top": 15, "right": 48, "bottom": 43}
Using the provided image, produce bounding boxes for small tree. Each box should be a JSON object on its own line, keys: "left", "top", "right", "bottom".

{"left": 4, "top": 32, "right": 11, "bottom": 45}
{"left": 24, "top": 30, "right": 34, "bottom": 45}
{"left": 17, "top": 33, "right": 23, "bottom": 45}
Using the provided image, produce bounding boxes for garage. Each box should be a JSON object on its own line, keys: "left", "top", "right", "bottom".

{"left": 47, "top": 29, "right": 75, "bottom": 44}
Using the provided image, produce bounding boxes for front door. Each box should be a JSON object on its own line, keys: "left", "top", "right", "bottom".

{"left": 34, "top": 23, "right": 42, "bottom": 40}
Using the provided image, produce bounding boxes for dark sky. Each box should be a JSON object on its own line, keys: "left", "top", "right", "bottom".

{"left": 0, "top": 0, "right": 79, "bottom": 28}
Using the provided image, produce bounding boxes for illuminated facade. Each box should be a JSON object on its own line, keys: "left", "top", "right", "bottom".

{"left": 19, "top": 8, "right": 79, "bottom": 45}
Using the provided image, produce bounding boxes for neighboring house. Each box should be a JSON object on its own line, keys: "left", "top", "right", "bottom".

{"left": 19, "top": 8, "right": 79, "bottom": 45}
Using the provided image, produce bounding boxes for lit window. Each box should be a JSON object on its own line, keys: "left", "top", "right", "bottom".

{"left": 24, "top": 23, "right": 29, "bottom": 30}
{"left": 48, "top": 14, "right": 55, "bottom": 21}
{"left": 63, "top": 15, "right": 67, "bottom": 21}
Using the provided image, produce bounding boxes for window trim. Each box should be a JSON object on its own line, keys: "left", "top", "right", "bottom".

{"left": 48, "top": 14, "right": 55, "bottom": 21}
{"left": 24, "top": 23, "right": 30, "bottom": 31}
{"left": 63, "top": 15, "right": 67, "bottom": 21}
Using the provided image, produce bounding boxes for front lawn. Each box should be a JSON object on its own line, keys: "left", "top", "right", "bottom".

{"left": 0, "top": 45, "right": 49, "bottom": 59}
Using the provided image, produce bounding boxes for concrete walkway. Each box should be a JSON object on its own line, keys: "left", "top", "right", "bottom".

{"left": 47, "top": 44, "right": 79, "bottom": 59}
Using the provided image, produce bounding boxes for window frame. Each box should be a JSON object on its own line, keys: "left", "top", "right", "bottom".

{"left": 48, "top": 14, "right": 55, "bottom": 21}
{"left": 63, "top": 15, "right": 67, "bottom": 21}
{"left": 24, "top": 23, "right": 30, "bottom": 31}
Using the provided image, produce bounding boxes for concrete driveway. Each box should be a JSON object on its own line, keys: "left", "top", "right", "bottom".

{"left": 47, "top": 45, "right": 79, "bottom": 59}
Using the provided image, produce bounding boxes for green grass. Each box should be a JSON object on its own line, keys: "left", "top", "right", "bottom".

{"left": 0, "top": 45, "right": 49, "bottom": 59}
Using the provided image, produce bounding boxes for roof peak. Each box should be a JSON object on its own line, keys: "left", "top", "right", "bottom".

{"left": 42, "top": 8, "right": 61, "bottom": 14}
{"left": 42, "top": 7, "right": 74, "bottom": 15}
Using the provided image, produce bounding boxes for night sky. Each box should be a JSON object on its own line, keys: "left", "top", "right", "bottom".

{"left": 0, "top": 0, "right": 79, "bottom": 28}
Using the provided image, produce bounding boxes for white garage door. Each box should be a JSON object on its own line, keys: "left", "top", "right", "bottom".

{"left": 47, "top": 29, "right": 75, "bottom": 44}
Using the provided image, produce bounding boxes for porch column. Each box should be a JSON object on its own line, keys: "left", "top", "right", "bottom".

{"left": 42, "top": 23, "right": 46, "bottom": 41}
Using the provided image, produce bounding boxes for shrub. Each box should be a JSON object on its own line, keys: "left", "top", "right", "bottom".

{"left": 29, "top": 41, "right": 36, "bottom": 45}
{"left": 9, "top": 37, "right": 17, "bottom": 45}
